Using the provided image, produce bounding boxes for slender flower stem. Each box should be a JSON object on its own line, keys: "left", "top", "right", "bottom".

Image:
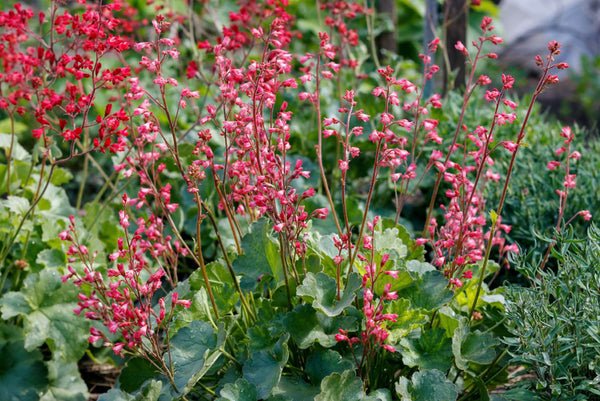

{"left": 315, "top": 54, "right": 344, "bottom": 239}
{"left": 469, "top": 55, "right": 555, "bottom": 319}
{"left": 422, "top": 40, "right": 485, "bottom": 238}
{"left": 5, "top": 113, "right": 15, "bottom": 196}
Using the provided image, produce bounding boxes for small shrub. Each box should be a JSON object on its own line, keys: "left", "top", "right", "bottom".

{"left": 503, "top": 224, "right": 600, "bottom": 400}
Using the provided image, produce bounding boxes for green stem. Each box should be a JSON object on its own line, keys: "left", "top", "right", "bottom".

{"left": 202, "top": 201, "right": 255, "bottom": 321}
{"left": 5, "top": 113, "right": 15, "bottom": 196}
{"left": 0, "top": 161, "right": 54, "bottom": 291}
{"left": 195, "top": 201, "right": 220, "bottom": 320}
{"left": 75, "top": 143, "right": 90, "bottom": 211}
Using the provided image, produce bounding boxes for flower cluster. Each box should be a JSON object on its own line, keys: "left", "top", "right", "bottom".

{"left": 547, "top": 126, "right": 591, "bottom": 226}
{"left": 335, "top": 218, "right": 399, "bottom": 375}
{"left": 0, "top": 2, "right": 136, "bottom": 154}
{"left": 60, "top": 213, "right": 190, "bottom": 358}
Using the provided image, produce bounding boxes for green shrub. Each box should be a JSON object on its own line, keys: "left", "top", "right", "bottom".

{"left": 503, "top": 224, "right": 600, "bottom": 400}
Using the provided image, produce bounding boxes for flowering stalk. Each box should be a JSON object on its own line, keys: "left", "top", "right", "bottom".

{"left": 60, "top": 215, "right": 191, "bottom": 393}
{"left": 469, "top": 40, "right": 569, "bottom": 319}
{"left": 540, "top": 126, "right": 591, "bottom": 270}
{"left": 422, "top": 17, "right": 503, "bottom": 237}
{"left": 335, "top": 217, "right": 398, "bottom": 389}
{"left": 0, "top": 1, "right": 134, "bottom": 284}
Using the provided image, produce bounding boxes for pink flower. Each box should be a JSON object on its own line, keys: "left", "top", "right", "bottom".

{"left": 580, "top": 210, "right": 592, "bottom": 221}
{"left": 502, "top": 141, "right": 518, "bottom": 153}
{"left": 563, "top": 174, "right": 576, "bottom": 189}
{"left": 455, "top": 41, "right": 468, "bottom": 55}
{"left": 569, "top": 151, "right": 581, "bottom": 160}
{"left": 112, "top": 343, "right": 125, "bottom": 355}
{"left": 383, "top": 270, "right": 398, "bottom": 279}
{"left": 381, "top": 344, "right": 396, "bottom": 353}
{"left": 312, "top": 208, "right": 328, "bottom": 219}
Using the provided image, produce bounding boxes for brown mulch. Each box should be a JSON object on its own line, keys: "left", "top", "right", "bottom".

{"left": 78, "top": 357, "right": 121, "bottom": 401}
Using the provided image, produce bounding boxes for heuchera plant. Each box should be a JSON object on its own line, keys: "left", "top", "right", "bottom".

{"left": 0, "top": 0, "right": 592, "bottom": 400}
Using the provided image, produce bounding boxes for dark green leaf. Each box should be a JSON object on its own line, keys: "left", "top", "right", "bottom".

{"left": 233, "top": 219, "right": 283, "bottom": 291}
{"left": 284, "top": 304, "right": 336, "bottom": 349}
{"left": 499, "top": 388, "right": 541, "bottom": 400}
{"left": 0, "top": 269, "right": 89, "bottom": 362}
{"left": 40, "top": 360, "right": 88, "bottom": 401}
{"left": 315, "top": 370, "right": 366, "bottom": 401}
{"left": 219, "top": 378, "right": 258, "bottom": 401}
{"left": 395, "top": 369, "right": 457, "bottom": 401}
{"left": 169, "top": 320, "right": 224, "bottom": 396}
{"left": 401, "top": 270, "right": 453, "bottom": 311}
{"left": 270, "top": 375, "right": 320, "bottom": 401}
{"left": 452, "top": 318, "right": 498, "bottom": 370}
{"left": 243, "top": 334, "right": 289, "bottom": 399}
{"left": 305, "top": 350, "right": 354, "bottom": 385}
{"left": 118, "top": 358, "right": 160, "bottom": 394}
{"left": 98, "top": 380, "right": 163, "bottom": 401}
{"left": 400, "top": 328, "right": 453, "bottom": 372}
{"left": 297, "top": 272, "right": 361, "bottom": 317}
{"left": 0, "top": 340, "right": 47, "bottom": 401}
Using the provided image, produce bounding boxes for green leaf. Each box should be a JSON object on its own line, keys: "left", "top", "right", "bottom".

{"left": 98, "top": 380, "right": 163, "bottom": 401}
{"left": 0, "top": 340, "right": 48, "bottom": 401}
{"left": 0, "top": 269, "right": 89, "bottom": 362}
{"left": 471, "top": 377, "right": 490, "bottom": 401}
{"left": 436, "top": 306, "right": 460, "bottom": 338}
{"left": 170, "top": 287, "right": 213, "bottom": 334}
{"left": 395, "top": 369, "right": 457, "bottom": 401}
{"left": 188, "top": 266, "right": 241, "bottom": 317}
{"left": 36, "top": 249, "right": 66, "bottom": 269}
{"left": 284, "top": 304, "right": 335, "bottom": 349}
{"left": 118, "top": 358, "right": 160, "bottom": 394}
{"left": 169, "top": 320, "right": 224, "bottom": 396}
{"left": 219, "top": 378, "right": 258, "bottom": 401}
{"left": 233, "top": 218, "right": 283, "bottom": 291}
{"left": 271, "top": 375, "right": 320, "bottom": 401}
{"left": 0, "top": 132, "right": 31, "bottom": 161}
{"left": 499, "top": 388, "right": 541, "bottom": 400}
{"left": 40, "top": 360, "right": 88, "bottom": 401}
{"left": 246, "top": 301, "right": 285, "bottom": 353}
{"left": 366, "top": 389, "right": 393, "bottom": 401}
{"left": 385, "top": 299, "right": 428, "bottom": 343}
{"left": 297, "top": 272, "right": 362, "bottom": 317}
{"left": 405, "top": 260, "right": 436, "bottom": 275}
{"left": 490, "top": 209, "right": 498, "bottom": 224}
{"left": 401, "top": 270, "right": 453, "bottom": 311}
{"left": 400, "top": 328, "right": 453, "bottom": 372}
{"left": 379, "top": 219, "right": 424, "bottom": 261}
{"left": 3, "top": 195, "right": 30, "bottom": 215}
{"left": 372, "top": 269, "right": 414, "bottom": 297}
{"left": 315, "top": 370, "right": 366, "bottom": 401}
{"left": 132, "top": 380, "right": 164, "bottom": 401}
{"left": 243, "top": 334, "right": 289, "bottom": 399}
{"left": 373, "top": 221, "right": 408, "bottom": 261}
{"left": 452, "top": 318, "right": 498, "bottom": 370}
{"left": 50, "top": 167, "right": 73, "bottom": 186}
{"left": 305, "top": 350, "right": 354, "bottom": 385}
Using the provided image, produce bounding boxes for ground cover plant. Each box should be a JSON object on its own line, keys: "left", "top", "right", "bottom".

{"left": 0, "top": 0, "right": 596, "bottom": 400}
